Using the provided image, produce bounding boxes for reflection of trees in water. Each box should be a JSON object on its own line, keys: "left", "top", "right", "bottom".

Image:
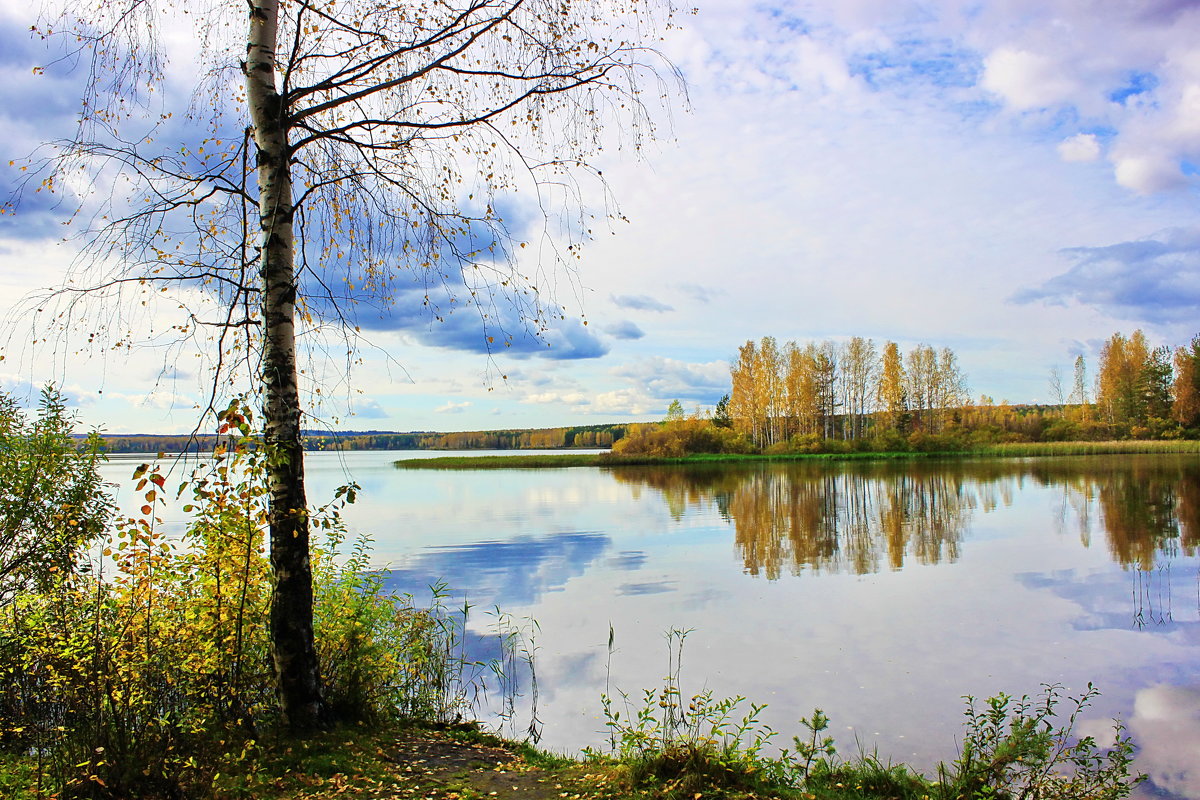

{"left": 1057, "top": 460, "right": 1200, "bottom": 625}
{"left": 725, "top": 470, "right": 972, "bottom": 578}
{"left": 1102, "top": 473, "right": 1186, "bottom": 570}
{"left": 609, "top": 456, "right": 1200, "bottom": 577}
{"left": 1028, "top": 458, "right": 1200, "bottom": 570}
{"left": 877, "top": 474, "right": 970, "bottom": 572}
{"left": 610, "top": 463, "right": 992, "bottom": 578}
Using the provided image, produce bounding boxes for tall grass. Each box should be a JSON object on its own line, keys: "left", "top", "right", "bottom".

{"left": 977, "top": 439, "right": 1200, "bottom": 457}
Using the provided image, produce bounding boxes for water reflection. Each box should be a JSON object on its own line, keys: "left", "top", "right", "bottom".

{"left": 1097, "top": 469, "right": 1200, "bottom": 570}
{"left": 609, "top": 456, "right": 1200, "bottom": 576}
{"left": 610, "top": 463, "right": 978, "bottom": 577}
{"left": 1018, "top": 562, "right": 1200, "bottom": 636}
{"left": 1129, "top": 683, "right": 1200, "bottom": 799}
{"left": 381, "top": 531, "right": 610, "bottom": 606}
{"left": 293, "top": 453, "right": 1200, "bottom": 800}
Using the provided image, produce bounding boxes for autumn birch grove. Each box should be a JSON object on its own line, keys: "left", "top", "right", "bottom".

{"left": 728, "top": 336, "right": 969, "bottom": 447}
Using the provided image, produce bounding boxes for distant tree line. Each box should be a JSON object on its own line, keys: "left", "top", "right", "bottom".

{"left": 307, "top": 424, "right": 628, "bottom": 451}
{"left": 95, "top": 424, "right": 630, "bottom": 454}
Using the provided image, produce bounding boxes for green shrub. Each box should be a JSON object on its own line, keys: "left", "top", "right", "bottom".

{"left": 612, "top": 418, "right": 751, "bottom": 457}
{"left": 935, "top": 683, "right": 1142, "bottom": 800}
{"left": 589, "top": 629, "right": 785, "bottom": 798}
{"left": 868, "top": 429, "right": 910, "bottom": 452}
{"left": 0, "top": 386, "right": 109, "bottom": 606}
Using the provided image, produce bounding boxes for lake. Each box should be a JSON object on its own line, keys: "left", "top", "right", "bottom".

{"left": 99, "top": 451, "right": 1200, "bottom": 798}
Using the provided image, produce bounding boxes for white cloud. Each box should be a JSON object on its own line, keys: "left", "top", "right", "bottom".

{"left": 981, "top": 48, "right": 1079, "bottom": 110}
{"left": 1113, "top": 153, "right": 1188, "bottom": 194}
{"left": 518, "top": 387, "right": 659, "bottom": 417}
{"left": 611, "top": 357, "right": 728, "bottom": 403}
{"left": 434, "top": 400, "right": 472, "bottom": 414}
{"left": 1170, "top": 83, "right": 1200, "bottom": 140}
{"left": 585, "top": 389, "right": 659, "bottom": 416}
{"left": 1057, "top": 133, "right": 1101, "bottom": 162}
{"left": 793, "top": 35, "right": 855, "bottom": 94}
{"left": 957, "top": 1, "right": 1200, "bottom": 193}
{"left": 522, "top": 391, "right": 589, "bottom": 406}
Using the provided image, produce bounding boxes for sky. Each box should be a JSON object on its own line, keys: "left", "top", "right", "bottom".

{"left": 2, "top": 0, "right": 1200, "bottom": 434}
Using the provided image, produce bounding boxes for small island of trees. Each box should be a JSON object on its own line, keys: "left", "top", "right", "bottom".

{"left": 613, "top": 330, "right": 1200, "bottom": 457}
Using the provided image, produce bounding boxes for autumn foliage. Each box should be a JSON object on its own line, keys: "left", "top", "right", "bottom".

{"left": 0, "top": 399, "right": 526, "bottom": 798}
{"left": 613, "top": 330, "right": 1200, "bottom": 459}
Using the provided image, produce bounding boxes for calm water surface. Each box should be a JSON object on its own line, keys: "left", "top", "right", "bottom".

{"left": 99, "top": 452, "right": 1200, "bottom": 798}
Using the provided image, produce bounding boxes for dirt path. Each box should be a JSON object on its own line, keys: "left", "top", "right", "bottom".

{"left": 277, "top": 727, "right": 626, "bottom": 800}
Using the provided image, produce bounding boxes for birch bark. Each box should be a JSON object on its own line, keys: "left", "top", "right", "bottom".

{"left": 244, "top": 0, "right": 323, "bottom": 731}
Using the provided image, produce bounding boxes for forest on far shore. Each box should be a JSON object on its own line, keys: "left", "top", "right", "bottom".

{"left": 95, "top": 423, "right": 632, "bottom": 454}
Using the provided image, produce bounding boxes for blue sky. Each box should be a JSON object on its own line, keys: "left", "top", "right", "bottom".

{"left": 2, "top": 0, "right": 1200, "bottom": 434}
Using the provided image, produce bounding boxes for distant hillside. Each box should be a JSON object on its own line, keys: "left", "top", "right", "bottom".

{"left": 95, "top": 423, "right": 631, "bottom": 454}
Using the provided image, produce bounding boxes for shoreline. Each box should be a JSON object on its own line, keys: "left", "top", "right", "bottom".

{"left": 395, "top": 438, "right": 1200, "bottom": 469}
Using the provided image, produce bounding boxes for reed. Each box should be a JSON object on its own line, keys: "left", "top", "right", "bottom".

{"left": 974, "top": 439, "right": 1200, "bottom": 457}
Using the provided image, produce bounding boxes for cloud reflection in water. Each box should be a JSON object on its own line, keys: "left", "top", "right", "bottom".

{"left": 1127, "top": 684, "right": 1200, "bottom": 800}
{"left": 381, "top": 531, "right": 611, "bottom": 607}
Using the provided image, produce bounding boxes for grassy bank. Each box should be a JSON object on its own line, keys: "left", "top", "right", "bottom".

{"left": 397, "top": 452, "right": 608, "bottom": 469}
{"left": 397, "top": 438, "right": 1200, "bottom": 469}
{"left": 0, "top": 686, "right": 1146, "bottom": 800}
{"left": 155, "top": 680, "right": 1139, "bottom": 800}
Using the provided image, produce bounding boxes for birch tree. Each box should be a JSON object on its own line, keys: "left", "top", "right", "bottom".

{"left": 814, "top": 340, "right": 838, "bottom": 439}
{"left": 936, "top": 346, "right": 967, "bottom": 425}
{"left": 754, "top": 336, "right": 784, "bottom": 447}
{"left": 730, "top": 339, "right": 760, "bottom": 444}
{"left": 1070, "top": 355, "right": 1089, "bottom": 408}
{"left": 876, "top": 340, "right": 905, "bottom": 431}
{"left": 1097, "top": 331, "right": 1150, "bottom": 426}
{"left": 905, "top": 344, "right": 937, "bottom": 431}
{"left": 840, "top": 336, "right": 877, "bottom": 440}
{"left": 1048, "top": 366, "right": 1066, "bottom": 406}
{"left": 783, "top": 340, "right": 818, "bottom": 438}
{"left": 10, "top": 0, "right": 679, "bottom": 730}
